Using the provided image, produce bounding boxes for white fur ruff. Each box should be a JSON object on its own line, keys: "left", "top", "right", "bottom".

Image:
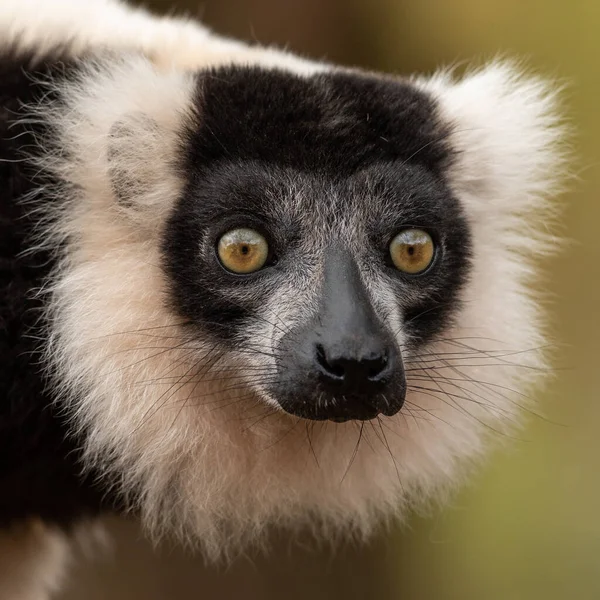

{"left": 5, "top": 0, "right": 567, "bottom": 561}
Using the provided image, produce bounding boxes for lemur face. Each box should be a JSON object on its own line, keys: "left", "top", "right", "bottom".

{"left": 163, "top": 68, "right": 471, "bottom": 423}
{"left": 32, "top": 54, "right": 563, "bottom": 556}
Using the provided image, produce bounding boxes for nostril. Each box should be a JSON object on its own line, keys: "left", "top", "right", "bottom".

{"left": 315, "top": 344, "right": 345, "bottom": 378}
{"left": 315, "top": 344, "right": 392, "bottom": 384}
{"left": 366, "top": 354, "right": 389, "bottom": 380}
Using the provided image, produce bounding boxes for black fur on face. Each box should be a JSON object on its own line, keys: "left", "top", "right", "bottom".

{"left": 162, "top": 65, "right": 472, "bottom": 420}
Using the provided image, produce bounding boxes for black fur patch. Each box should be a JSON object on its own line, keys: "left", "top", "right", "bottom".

{"left": 0, "top": 48, "right": 107, "bottom": 528}
{"left": 185, "top": 67, "right": 451, "bottom": 176}
{"left": 164, "top": 66, "right": 470, "bottom": 348}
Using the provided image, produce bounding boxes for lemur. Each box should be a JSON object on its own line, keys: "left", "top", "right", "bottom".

{"left": 0, "top": 0, "right": 566, "bottom": 597}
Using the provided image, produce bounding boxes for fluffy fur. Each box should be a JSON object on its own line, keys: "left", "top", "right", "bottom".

{"left": 35, "top": 61, "right": 563, "bottom": 551}
{"left": 0, "top": 0, "right": 567, "bottom": 593}
{"left": 0, "top": 0, "right": 325, "bottom": 73}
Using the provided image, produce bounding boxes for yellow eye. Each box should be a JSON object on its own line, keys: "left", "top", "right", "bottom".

{"left": 389, "top": 229, "right": 435, "bottom": 274}
{"left": 217, "top": 228, "right": 269, "bottom": 274}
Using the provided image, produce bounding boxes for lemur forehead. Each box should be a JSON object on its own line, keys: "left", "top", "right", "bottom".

{"left": 185, "top": 65, "right": 454, "bottom": 177}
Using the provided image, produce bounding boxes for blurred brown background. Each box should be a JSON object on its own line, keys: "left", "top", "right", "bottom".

{"left": 62, "top": 0, "right": 599, "bottom": 598}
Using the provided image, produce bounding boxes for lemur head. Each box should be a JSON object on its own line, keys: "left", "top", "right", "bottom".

{"left": 34, "top": 54, "right": 564, "bottom": 557}
{"left": 161, "top": 67, "right": 471, "bottom": 424}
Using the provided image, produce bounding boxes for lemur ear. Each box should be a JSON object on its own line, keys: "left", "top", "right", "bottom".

{"left": 107, "top": 113, "right": 171, "bottom": 217}
{"left": 417, "top": 62, "right": 567, "bottom": 220}
{"left": 43, "top": 55, "right": 196, "bottom": 232}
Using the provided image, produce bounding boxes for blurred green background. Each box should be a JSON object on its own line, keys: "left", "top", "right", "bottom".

{"left": 62, "top": 0, "right": 598, "bottom": 598}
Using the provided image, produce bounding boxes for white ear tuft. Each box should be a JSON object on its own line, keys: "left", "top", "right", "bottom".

{"left": 107, "top": 112, "right": 175, "bottom": 222}
{"left": 416, "top": 61, "right": 569, "bottom": 223}
{"left": 37, "top": 55, "right": 197, "bottom": 234}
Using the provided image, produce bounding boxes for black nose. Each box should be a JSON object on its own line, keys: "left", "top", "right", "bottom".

{"left": 315, "top": 344, "right": 390, "bottom": 387}
{"left": 312, "top": 342, "right": 397, "bottom": 421}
